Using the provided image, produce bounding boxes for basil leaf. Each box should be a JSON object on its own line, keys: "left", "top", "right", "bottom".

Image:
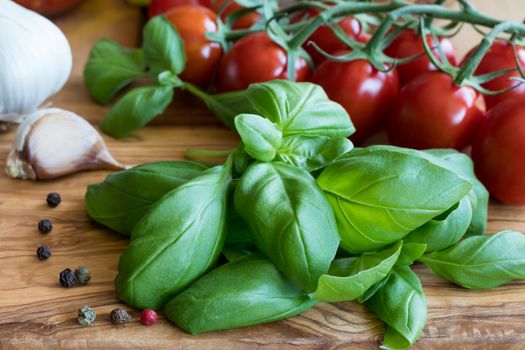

{"left": 396, "top": 243, "right": 427, "bottom": 266}
{"left": 356, "top": 276, "right": 389, "bottom": 303}
{"left": 424, "top": 149, "right": 489, "bottom": 237}
{"left": 232, "top": 144, "right": 254, "bottom": 174}
{"left": 235, "top": 114, "right": 282, "bottom": 162}
{"left": 225, "top": 206, "right": 254, "bottom": 247}
{"left": 85, "top": 161, "right": 208, "bottom": 236}
{"left": 83, "top": 39, "right": 145, "bottom": 105}
{"left": 221, "top": 246, "right": 256, "bottom": 262}
{"left": 143, "top": 15, "right": 186, "bottom": 76}
{"left": 404, "top": 197, "right": 472, "bottom": 252}
{"left": 115, "top": 162, "right": 232, "bottom": 309}
{"left": 317, "top": 146, "right": 472, "bottom": 253}
{"left": 164, "top": 255, "right": 316, "bottom": 335}
{"left": 185, "top": 84, "right": 257, "bottom": 130}
{"left": 247, "top": 80, "right": 355, "bottom": 138}
{"left": 419, "top": 230, "right": 525, "bottom": 289}
{"left": 277, "top": 135, "right": 354, "bottom": 172}
{"left": 234, "top": 162, "right": 340, "bottom": 292}
{"left": 366, "top": 266, "right": 427, "bottom": 350}
{"left": 101, "top": 85, "right": 173, "bottom": 138}
{"left": 311, "top": 241, "right": 402, "bottom": 302}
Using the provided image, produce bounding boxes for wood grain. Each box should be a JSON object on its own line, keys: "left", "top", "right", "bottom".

{"left": 1, "top": 0, "right": 525, "bottom": 349}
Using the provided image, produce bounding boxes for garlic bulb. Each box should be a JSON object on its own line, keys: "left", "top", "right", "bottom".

{"left": 6, "top": 108, "right": 125, "bottom": 180}
{"left": 0, "top": 0, "right": 72, "bottom": 122}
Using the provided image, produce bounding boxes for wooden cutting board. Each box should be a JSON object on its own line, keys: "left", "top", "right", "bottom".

{"left": 1, "top": 1, "right": 524, "bottom": 349}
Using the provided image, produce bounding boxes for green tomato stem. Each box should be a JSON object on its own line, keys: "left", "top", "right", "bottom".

{"left": 454, "top": 21, "right": 515, "bottom": 86}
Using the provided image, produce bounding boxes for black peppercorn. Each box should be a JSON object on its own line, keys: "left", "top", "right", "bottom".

{"left": 38, "top": 219, "right": 53, "bottom": 234}
{"left": 75, "top": 266, "right": 91, "bottom": 285}
{"left": 59, "top": 268, "right": 78, "bottom": 288}
{"left": 46, "top": 192, "right": 61, "bottom": 208}
{"left": 36, "top": 245, "right": 52, "bottom": 260}
{"left": 110, "top": 308, "right": 132, "bottom": 325}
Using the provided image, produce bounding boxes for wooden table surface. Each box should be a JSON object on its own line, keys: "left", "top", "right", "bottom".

{"left": 1, "top": 1, "right": 525, "bottom": 349}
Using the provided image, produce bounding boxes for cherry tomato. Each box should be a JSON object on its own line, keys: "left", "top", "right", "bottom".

{"left": 385, "top": 29, "right": 457, "bottom": 86}
{"left": 472, "top": 99, "right": 525, "bottom": 205}
{"left": 312, "top": 57, "right": 399, "bottom": 143}
{"left": 292, "top": 9, "right": 361, "bottom": 65}
{"left": 148, "top": 0, "right": 212, "bottom": 17}
{"left": 464, "top": 40, "right": 525, "bottom": 110}
{"left": 356, "top": 31, "right": 372, "bottom": 44}
{"left": 212, "top": 0, "right": 261, "bottom": 30}
{"left": 217, "top": 32, "right": 311, "bottom": 92}
{"left": 165, "top": 5, "right": 222, "bottom": 86}
{"left": 14, "top": 0, "right": 83, "bottom": 17}
{"left": 387, "top": 72, "right": 486, "bottom": 150}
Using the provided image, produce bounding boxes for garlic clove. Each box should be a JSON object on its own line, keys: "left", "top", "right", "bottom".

{"left": 6, "top": 108, "right": 125, "bottom": 180}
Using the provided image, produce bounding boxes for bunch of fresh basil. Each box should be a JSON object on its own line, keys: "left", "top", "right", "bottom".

{"left": 85, "top": 79, "right": 525, "bottom": 349}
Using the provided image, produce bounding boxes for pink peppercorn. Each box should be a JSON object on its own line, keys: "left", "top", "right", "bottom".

{"left": 140, "top": 309, "right": 158, "bottom": 326}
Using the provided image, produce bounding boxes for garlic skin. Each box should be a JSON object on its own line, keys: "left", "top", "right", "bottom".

{"left": 6, "top": 108, "right": 125, "bottom": 180}
{"left": 0, "top": 0, "right": 72, "bottom": 122}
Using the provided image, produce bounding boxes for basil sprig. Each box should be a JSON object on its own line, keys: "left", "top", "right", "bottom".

{"left": 419, "top": 230, "right": 525, "bottom": 289}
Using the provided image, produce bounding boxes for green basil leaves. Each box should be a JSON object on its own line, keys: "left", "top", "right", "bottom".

{"left": 312, "top": 242, "right": 402, "bottom": 302}
{"left": 424, "top": 149, "right": 489, "bottom": 237}
{"left": 143, "top": 15, "right": 185, "bottom": 77}
{"left": 115, "top": 162, "right": 232, "bottom": 309}
{"left": 404, "top": 197, "right": 472, "bottom": 252}
{"left": 85, "top": 161, "right": 208, "bottom": 235}
{"left": 234, "top": 162, "right": 340, "bottom": 292}
{"left": 235, "top": 113, "right": 282, "bottom": 162}
{"left": 246, "top": 80, "right": 354, "bottom": 137}
{"left": 100, "top": 85, "right": 174, "bottom": 138}
{"left": 83, "top": 39, "right": 145, "bottom": 105}
{"left": 317, "top": 146, "right": 472, "bottom": 253}
{"left": 165, "top": 255, "right": 316, "bottom": 334}
{"left": 81, "top": 75, "right": 525, "bottom": 345}
{"left": 419, "top": 230, "right": 525, "bottom": 289}
{"left": 366, "top": 266, "right": 427, "bottom": 350}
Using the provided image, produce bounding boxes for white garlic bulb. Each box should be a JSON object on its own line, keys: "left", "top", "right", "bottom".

{"left": 6, "top": 108, "right": 125, "bottom": 180}
{"left": 0, "top": 0, "right": 72, "bottom": 122}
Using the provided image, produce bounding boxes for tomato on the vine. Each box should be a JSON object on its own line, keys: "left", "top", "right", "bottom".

{"left": 385, "top": 29, "right": 457, "bottom": 86}
{"left": 148, "top": 0, "right": 212, "bottom": 17}
{"left": 387, "top": 72, "right": 486, "bottom": 150}
{"left": 471, "top": 99, "right": 525, "bottom": 205}
{"left": 212, "top": 0, "right": 261, "bottom": 30}
{"left": 312, "top": 56, "right": 399, "bottom": 143}
{"left": 217, "top": 32, "right": 311, "bottom": 92}
{"left": 292, "top": 9, "right": 361, "bottom": 65}
{"left": 464, "top": 39, "right": 525, "bottom": 109}
{"left": 165, "top": 5, "right": 222, "bottom": 86}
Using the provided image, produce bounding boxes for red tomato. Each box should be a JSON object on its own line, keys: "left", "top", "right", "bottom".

{"left": 148, "top": 0, "right": 212, "bottom": 17}
{"left": 14, "top": 0, "right": 83, "bottom": 17}
{"left": 217, "top": 33, "right": 311, "bottom": 92}
{"left": 385, "top": 29, "right": 457, "bottom": 86}
{"left": 292, "top": 9, "right": 361, "bottom": 65}
{"left": 387, "top": 72, "right": 486, "bottom": 150}
{"left": 212, "top": 0, "right": 261, "bottom": 30}
{"left": 356, "top": 31, "right": 372, "bottom": 44}
{"left": 165, "top": 5, "right": 222, "bottom": 86}
{"left": 312, "top": 57, "right": 399, "bottom": 143}
{"left": 464, "top": 40, "right": 525, "bottom": 109}
{"left": 472, "top": 99, "right": 525, "bottom": 205}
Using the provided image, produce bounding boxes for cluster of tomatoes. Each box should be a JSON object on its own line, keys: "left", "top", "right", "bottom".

{"left": 149, "top": 0, "right": 525, "bottom": 205}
